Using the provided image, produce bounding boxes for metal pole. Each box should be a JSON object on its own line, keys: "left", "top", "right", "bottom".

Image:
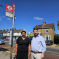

{"left": 58, "top": 30, "right": 59, "bottom": 34}
{"left": 58, "top": 26, "right": 59, "bottom": 34}
{"left": 10, "top": 8, "right": 15, "bottom": 59}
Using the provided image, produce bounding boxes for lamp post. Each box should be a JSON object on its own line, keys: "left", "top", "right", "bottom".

{"left": 57, "top": 20, "right": 59, "bottom": 34}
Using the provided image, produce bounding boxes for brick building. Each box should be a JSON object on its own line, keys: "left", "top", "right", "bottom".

{"left": 33, "top": 21, "right": 55, "bottom": 41}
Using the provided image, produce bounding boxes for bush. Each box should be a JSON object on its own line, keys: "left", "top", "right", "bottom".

{"left": 57, "top": 44, "right": 59, "bottom": 46}
{"left": 54, "top": 35, "right": 59, "bottom": 44}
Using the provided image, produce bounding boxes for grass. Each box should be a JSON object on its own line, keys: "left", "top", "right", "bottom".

{"left": 55, "top": 44, "right": 59, "bottom": 48}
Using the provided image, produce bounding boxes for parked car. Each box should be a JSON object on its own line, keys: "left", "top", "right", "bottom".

{"left": 45, "top": 40, "right": 53, "bottom": 45}
{"left": 0, "top": 38, "right": 5, "bottom": 44}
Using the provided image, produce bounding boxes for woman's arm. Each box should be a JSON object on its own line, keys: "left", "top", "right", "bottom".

{"left": 15, "top": 44, "right": 18, "bottom": 56}
{"left": 28, "top": 44, "right": 31, "bottom": 57}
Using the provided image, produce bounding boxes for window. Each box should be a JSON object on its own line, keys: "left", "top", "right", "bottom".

{"left": 46, "top": 29, "right": 49, "bottom": 33}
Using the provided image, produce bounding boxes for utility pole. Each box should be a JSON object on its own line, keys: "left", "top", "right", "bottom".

{"left": 6, "top": 4, "right": 15, "bottom": 59}
{"left": 10, "top": 5, "right": 15, "bottom": 59}
{"left": 57, "top": 21, "right": 59, "bottom": 34}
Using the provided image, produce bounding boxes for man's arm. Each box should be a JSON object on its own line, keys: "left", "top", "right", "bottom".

{"left": 28, "top": 44, "right": 31, "bottom": 57}
{"left": 41, "top": 37, "right": 46, "bottom": 58}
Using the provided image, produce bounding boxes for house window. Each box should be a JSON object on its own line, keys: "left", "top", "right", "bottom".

{"left": 46, "top": 29, "right": 49, "bottom": 33}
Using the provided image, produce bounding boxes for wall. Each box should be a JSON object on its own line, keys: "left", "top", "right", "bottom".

{"left": 38, "top": 28, "right": 55, "bottom": 41}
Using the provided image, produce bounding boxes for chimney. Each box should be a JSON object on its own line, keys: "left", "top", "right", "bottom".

{"left": 43, "top": 21, "right": 46, "bottom": 25}
{"left": 14, "top": 28, "right": 16, "bottom": 30}
{"left": 0, "top": 30, "right": 2, "bottom": 31}
{"left": 6, "top": 29, "right": 9, "bottom": 31}
{"left": 3, "top": 29, "right": 5, "bottom": 31}
{"left": 57, "top": 20, "right": 59, "bottom": 26}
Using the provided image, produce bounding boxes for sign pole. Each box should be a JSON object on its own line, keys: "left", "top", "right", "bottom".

{"left": 58, "top": 26, "right": 59, "bottom": 34}
{"left": 10, "top": 7, "right": 15, "bottom": 59}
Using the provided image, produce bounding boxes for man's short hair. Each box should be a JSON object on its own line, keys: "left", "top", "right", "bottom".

{"left": 33, "top": 28, "right": 38, "bottom": 32}
{"left": 21, "top": 30, "right": 26, "bottom": 34}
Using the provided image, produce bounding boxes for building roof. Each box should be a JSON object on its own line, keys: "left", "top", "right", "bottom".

{"left": 0, "top": 30, "right": 8, "bottom": 33}
{"left": 33, "top": 23, "right": 54, "bottom": 29}
{"left": 43, "top": 23, "right": 54, "bottom": 28}
{"left": 34, "top": 25, "right": 43, "bottom": 29}
{"left": 0, "top": 29, "right": 25, "bottom": 33}
{"left": 14, "top": 29, "right": 25, "bottom": 33}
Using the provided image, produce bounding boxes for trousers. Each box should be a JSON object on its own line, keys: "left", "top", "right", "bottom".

{"left": 31, "top": 52, "right": 41, "bottom": 59}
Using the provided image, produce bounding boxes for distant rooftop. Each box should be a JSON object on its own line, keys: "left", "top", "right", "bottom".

{"left": 0, "top": 28, "right": 25, "bottom": 33}
{"left": 33, "top": 21, "right": 55, "bottom": 29}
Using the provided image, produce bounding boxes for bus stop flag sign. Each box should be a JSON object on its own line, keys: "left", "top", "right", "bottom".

{"left": 6, "top": 4, "right": 13, "bottom": 18}
{"left": 6, "top": 4, "right": 13, "bottom": 12}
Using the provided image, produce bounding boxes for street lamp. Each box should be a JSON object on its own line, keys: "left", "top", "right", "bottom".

{"left": 0, "top": 5, "right": 3, "bottom": 7}
{"left": 57, "top": 20, "right": 59, "bottom": 34}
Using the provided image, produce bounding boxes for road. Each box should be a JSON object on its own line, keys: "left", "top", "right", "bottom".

{"left": 46, "top": 47, "right": 59, "bottom": 55}
{"left": 5, "top": 41, "right": 59, "bottom": 55}
{"left": 5, "top": 41, "right": 16, "bottom": 45}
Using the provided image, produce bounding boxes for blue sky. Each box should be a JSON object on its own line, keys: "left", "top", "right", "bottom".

{"left": 0, "top": 0, "right": 59, "bottom": 34}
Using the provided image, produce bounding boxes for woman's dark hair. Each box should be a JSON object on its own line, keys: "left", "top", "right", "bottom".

{"left": 21, "top": 31, "right": 26, "bottom": 34}
{"left": 33, "top": 28, "right": 38, "bottom": 32}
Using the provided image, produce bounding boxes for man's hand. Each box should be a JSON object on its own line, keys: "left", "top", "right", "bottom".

{"left": 15, "top": 52, "right": 17, "bottom": 56}
{"left": 28, "top": 53, "right": 31, "bottom": 57}
{"left": 41, "top": 53, "right": 44, "bottom": 59}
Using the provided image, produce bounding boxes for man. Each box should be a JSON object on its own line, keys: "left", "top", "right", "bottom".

{"left": 31, "top": 29, "right": 46, "bottom": 59}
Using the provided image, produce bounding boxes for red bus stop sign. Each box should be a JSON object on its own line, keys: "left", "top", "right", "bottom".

{"left": 6, "top": 4, "right": 13, "bottom": 12}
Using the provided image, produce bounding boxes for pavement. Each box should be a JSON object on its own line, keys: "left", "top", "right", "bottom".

{"left": 0, "top": 51, "right": 14, "bottom": 59}
{"left": 47, "top": 44, "right": 59, "bottom": 49}
{"left": 0, "top": 44, "right": 59, "bottom": 59}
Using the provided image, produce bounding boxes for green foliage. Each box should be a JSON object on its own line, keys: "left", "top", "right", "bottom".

{"left": 54, "top": 35, "right": 58, "bottom": 39}
{"left": 54, "top": 35, "right": 59, "bottom": 44}
{"left": 55, "top": 44, "right": 59, "bottom": 47}
{"left": 57, "top": 44, "right": 59, "bottom": 46}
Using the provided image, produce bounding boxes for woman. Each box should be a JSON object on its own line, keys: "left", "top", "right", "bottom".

{"left": 15, "top": 31, "right": 31, "bottom": 59}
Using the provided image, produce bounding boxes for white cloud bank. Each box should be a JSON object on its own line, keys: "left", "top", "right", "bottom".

{"left": 34, "top": 17, "right": 43, "bottom": 20}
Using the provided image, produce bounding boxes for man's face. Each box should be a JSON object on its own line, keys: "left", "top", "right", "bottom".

{"left": 33, "top": 30, "right": 38, "bottom": 36}
{"left": 22, "top": 32, "right": 26, "bottom": 37}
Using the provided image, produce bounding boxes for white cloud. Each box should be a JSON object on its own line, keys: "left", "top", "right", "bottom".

{"left": 34, "top": 17, "right": 43, "bottom": 20}
{"left": 0, "top": 19, "right": 2, "bottom": 21}
{"left": 7, "top": 18, "right": 11, "bottom": 20}
{"left": 28, "top": 25, "right": 31, "bottom": 27}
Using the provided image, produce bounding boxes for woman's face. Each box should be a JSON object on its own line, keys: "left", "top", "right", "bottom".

{"left": 22, "top": 32, "right": 26, "bottom": 37}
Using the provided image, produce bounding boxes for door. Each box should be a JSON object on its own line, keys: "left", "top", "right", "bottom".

{"left": 45, "top": 35, "right": 50, "bottom": 41}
